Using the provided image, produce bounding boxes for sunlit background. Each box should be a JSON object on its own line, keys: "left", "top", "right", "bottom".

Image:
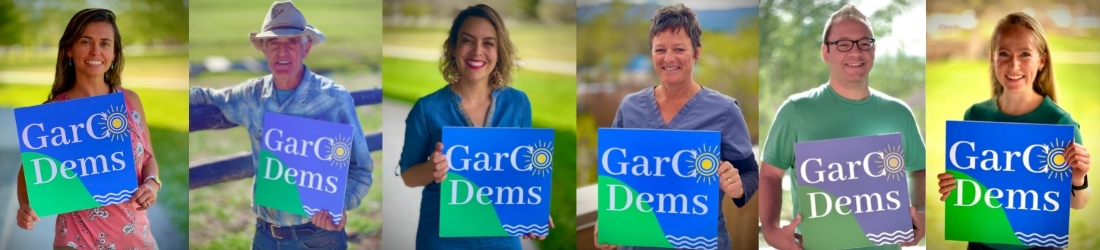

{"left": 186, "top": 0, "right": 383, "bottom": 249}
{"left": 925, "top": 1, "right": 1100, "bottom": 249}
{"left": 0, "top": 0, "right": 188, "bottom": 249}
{"left": 759, "top": 0, "right": 927, "bottom": 248}
{"left": 573, "top": 0, "right": 759, "bottom": 249}
{"left": 380, "top": 0, "right": 577, "bottom": 249}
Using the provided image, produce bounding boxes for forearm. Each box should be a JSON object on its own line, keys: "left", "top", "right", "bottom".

{"left": 17, "top": 167, "right": 28, "bottom": 205}
{"left": 911, "top": 170, "right": 925, "bottom": 211}
{"left": 731, "top": 156, "right": 759, "bottom": 207}
{"left": 1071, "top": 178, "right": 1090, "bottom": 209}
{"left": 141, "top": 157, "right": 161, "bottom": 190}
{"left": 189, "top": 86, "right": 248, "bottom": 126}
{"left": 759, "top": 162, "right": 785, "bottom": 231}
{"left": 401, "top": 160, "right": 437, "bottom": 187}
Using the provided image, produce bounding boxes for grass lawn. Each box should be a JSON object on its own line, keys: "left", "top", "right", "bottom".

{"left": 382, "top": 23, "right": 577, "bottom": 62}
{"left": 381, "top": 56, "right": 577, "bottom": 249}
{"left": 1045, "top": 35, "right": 1100, "bottom": 52}
{"left": 0, "top": 84, "right": 190, "bottom": 236}
{"left": 188, "top": 0, "right": 382, "bottom": 72}
{"left": 0, "top": 54, "right": 190, "bottom": 79}
{"left": 925, "top": 60, "right": 1100, "bottom": 249}
{"left": 188, "top": 71, "right": 383, "bottom": 249}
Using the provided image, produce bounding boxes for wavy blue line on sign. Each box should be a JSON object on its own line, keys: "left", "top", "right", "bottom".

{"left": 665, "top": 235, "right": 716, "bottom": 250}
{"left": 93, "top": 188, "right": 137, "bottom": 205}
{"left": 503, "top": 224, "right": 549, "bottom": 236}
{"left": 303, "top": 206, "right": 343, "bottom": 223}
{"left": 1016, "top": 232, "right": 1068, "bottom": 248}
{"left": 504, "top": 229, "right": 549, "bottom": 236}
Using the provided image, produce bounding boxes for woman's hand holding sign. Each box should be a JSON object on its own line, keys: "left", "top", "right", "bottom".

{"left": 16, "top": 205, "right": 39, "bottom": 230}
{"left": 937, "top": 172, "right": 956, "bottom": 202}
{"left": 520, "top": 215, "right": 555, "bottom": 240}
{"left": 1067, "top": 141, "right": 1090, "bottom": 185}
{"left": 433, "top": 142, "right": 449, "bottom": 183}
{"left": 941, "top": 141, "right": 1090, "bottom": 208}
{"left": 1067, "top": 141, "right": 1091, "bottom": 210}
{"left": 719, "top": 161, "right": 744, "bottom": 199}
{"left": 129, "top": 178, "right": 160, "bottom": 211}
{"left": 592, "top": 222, "right": 619, "bottom": 250}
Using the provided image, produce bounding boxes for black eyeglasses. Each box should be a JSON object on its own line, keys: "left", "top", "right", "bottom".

{"left": 825, "top": 38, "right": 875, "bottom": 52}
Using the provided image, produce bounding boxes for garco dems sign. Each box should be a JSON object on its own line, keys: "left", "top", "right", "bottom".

{"left": 794, "top": 133, "right": 913, "bottom": 249}
{"left": 256, "top": 112, "right": 352, "bottom": 225}
{"left": 440, "top": 127, "right": 554, "bottom": 237}
{"left": 14, "top": 93, "right": 137, "bottom": 216}
{"left": 945, "top": 121, "right": 1073, "bottom": 248}
{"left": 597, "top": 128, "right": 719, "bottom": 250}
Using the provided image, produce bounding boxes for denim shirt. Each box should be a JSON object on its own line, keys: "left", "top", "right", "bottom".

{"left": 189, "top": 66, "right": 374, "bottom": 226}
{"left": 612, "top": 86, "right": 759, "bottom": 250}
{"left": 398, "top": 85, "right": 532, "bottom": 250}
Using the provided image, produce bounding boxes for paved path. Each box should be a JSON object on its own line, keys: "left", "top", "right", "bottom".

{"left": 380, "top": 99, "right": 539, "bottom": 250}
{"left": 0, "top": 71, "right": 188, "bottom": 90}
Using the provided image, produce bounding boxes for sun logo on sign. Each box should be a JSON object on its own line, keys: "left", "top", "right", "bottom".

{"left": 876, "top": 145, "right": 905, "bottom": 181}
{"left": 525, "top": 140, "right": 553, "bottom": 177}
{"left": 99, "top": 105, "right": 128, "bottom": 141}
{"left": 689, "top": 144, "right": 720, "bottom": 185}
{"left": 327, "top": 135, "right": 352, "bottom": 169}
{"left": 1040, "top": 138, "right": 1071, "bottom": 181}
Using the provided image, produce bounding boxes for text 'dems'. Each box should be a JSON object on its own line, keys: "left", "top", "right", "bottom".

{"left": 14, "top": 92, "right": 137, "bottom": 216}
{"left": 440, "top": 127, "right": 555, "bottom": 237}
{"left": 597, "top": 128, "right": 719, "bottom": 250}
{"left": 794, "top": 133, "right": 914, "bottom": 249}
{"left": 256, "top": 112, "right": 353, "bottom": 225}
{"left": 945, "top": 121, "right": 1073, "bottom": 248}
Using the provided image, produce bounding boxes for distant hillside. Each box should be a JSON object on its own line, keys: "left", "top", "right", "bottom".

{"left": 578, "top": 3, "right": 758, "bottom": 32}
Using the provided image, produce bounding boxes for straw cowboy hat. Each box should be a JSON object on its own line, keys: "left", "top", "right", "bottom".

{"left": 248, "top": 1, "right": 325, "bottom": 51}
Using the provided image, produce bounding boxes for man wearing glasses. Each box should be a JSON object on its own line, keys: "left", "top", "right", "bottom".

{"left": 758, "top": 5, "right": 926, "bottom": 249}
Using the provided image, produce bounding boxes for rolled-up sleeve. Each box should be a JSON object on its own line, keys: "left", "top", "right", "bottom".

{"left": 189, "top": 84, "right": 254, "bottom": 126}
{"left": 399, "top": 100, "right": 431, "bottom": 173}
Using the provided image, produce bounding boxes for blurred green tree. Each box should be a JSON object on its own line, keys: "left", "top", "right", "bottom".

{"left": 759, "top": 0, "right": 926, "bottom": 138}
{"left": 7, "top": 0, "right": 188, "bottom": 46}
{"left": 0, "top": 0, "right": 22, "bottom": 45}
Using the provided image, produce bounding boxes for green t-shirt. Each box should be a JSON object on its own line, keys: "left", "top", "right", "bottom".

{"left": 762, "top": 83, "right": 926, "bottom": 250}
{"left": 964, "top": 96, "right": 1082, "bottom": 143}
{"left": 964, "top": 96, "right": 1081, "bottom": 250}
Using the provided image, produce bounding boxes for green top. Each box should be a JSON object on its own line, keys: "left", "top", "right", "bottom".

{"left": 965, "top": 96, "right": 1082, "bottom": 143}
{"left": 965, "top": 96, "right": 1081, "bottom": 250}
{"left": 763, "top": 83, "right": 927, "bottom": 250}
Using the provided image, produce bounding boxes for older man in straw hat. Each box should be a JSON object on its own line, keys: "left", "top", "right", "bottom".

{"left": 189, "top": 1, "right": 373, "bottom": 249}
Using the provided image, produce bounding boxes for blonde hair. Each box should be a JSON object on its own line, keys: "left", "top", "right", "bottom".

{"left": 989, "top": 12, "right": 1056, "bottom": 102}
{"left": 440, "top": 4, "right": 517, "bottom": 88}
{"left": 821, "top": 5, "right": 874, "bottom": 43}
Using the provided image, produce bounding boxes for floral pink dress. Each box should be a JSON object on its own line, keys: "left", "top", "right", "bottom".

{"left": 52, "top": 88, "right": 157, "bottom": 249}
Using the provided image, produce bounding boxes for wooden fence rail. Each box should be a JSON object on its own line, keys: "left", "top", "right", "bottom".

{"left": 188, "top": 88, "right": 383, "bottom": 189}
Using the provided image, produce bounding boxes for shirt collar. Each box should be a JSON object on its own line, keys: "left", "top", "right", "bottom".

{"left": 261, "top": 65, "right": 315, "bottom": 102}
{"left": 444, "top": 84, "right": 505, "bottom": 102}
